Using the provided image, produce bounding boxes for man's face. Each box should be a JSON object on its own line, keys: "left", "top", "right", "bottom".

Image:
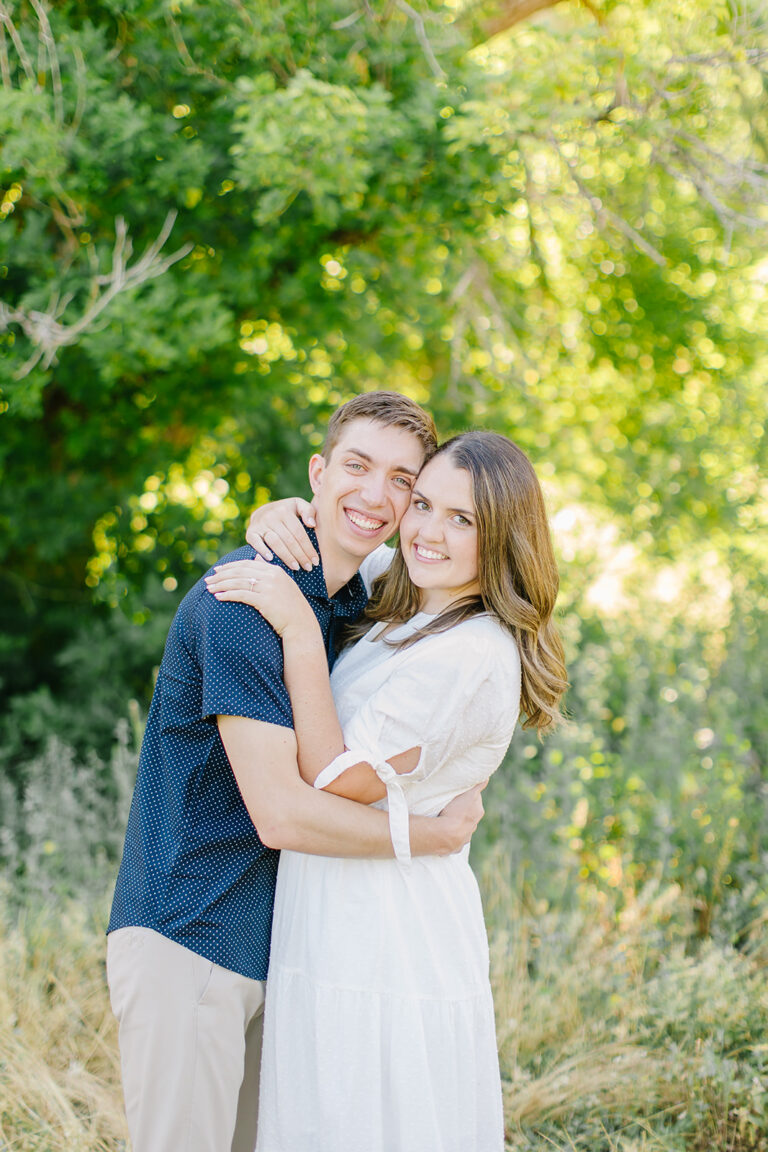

{"left": 309, "top": 417, "right": 425, "bottom": 564}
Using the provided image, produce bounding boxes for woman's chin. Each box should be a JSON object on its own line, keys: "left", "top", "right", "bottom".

{"left": 403, "top": 565, "right": 429, "bottom": 591}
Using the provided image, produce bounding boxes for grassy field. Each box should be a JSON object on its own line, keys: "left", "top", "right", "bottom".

{"left": 1, "top": 866, "right": 766, "bottom": 1152}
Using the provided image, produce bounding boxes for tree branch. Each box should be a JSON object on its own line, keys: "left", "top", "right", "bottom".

{"left": 0, "top": 213, "right": 193, "bottom": 378}
{"left": 393, "top": 0, "right": 446, "bottom": 80}
{"left": 0, "top": 1, "right": 36, "bottom": 82}
{"left": 0, "top": 16, "right": 11, "bottom": 87}
{"left": 549, "top": 134, "right": 667, "bottom": 266}
{"left": 164, "top": 8, "right": 223, "bottom": 84}
{"left": 463, "top": 0, "right": 567, "bottom": 45}
{"left": 29, "top": 0, "right": 63, "bottom": 124}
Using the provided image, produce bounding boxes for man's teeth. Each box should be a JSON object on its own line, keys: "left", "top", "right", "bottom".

{"left": 415, "top": 545, "right": 447, "bottom": 561}
{"left": 347, "top": 510, "right": 385, "bottom": 531}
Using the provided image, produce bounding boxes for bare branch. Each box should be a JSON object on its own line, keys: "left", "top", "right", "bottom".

{"left": 29, "top": 0, "right": 63, "bottom": 124}
{"left": 667, "top": 47, "right": 768, "bottom": 65}
{"left": 659, "top": 150, "right": 768, "bottom": 232}
{"left": 332, "top": 10, "right": 365, "bottom": 30}
{"left": 448, "top": 257, "right": 540, "bottom": 388}
{"left": 70, "top": 42, "right": 87, "bottom": 134}
{"left": 674, "top": 128, "right": 768, "bottom": 181}
{"left": 0, "top": 213, "right": 193, "bottom": 378}
{"left": 549, "top": 134, "right": 667, "bottom": 266}
{"left": 0, "top": 1, "right": 36, "bottom": 82}
{"left": 448, "top": 262, "right": 478, "bottom": 306}
{"left": 165, "top": 8, "right": 223, "bottom": 84}
{"left": 0, "top": 16, "right": 11, "bottom": 87}
{"left": 393, "top": 0, "right": 447, "bottom": 80}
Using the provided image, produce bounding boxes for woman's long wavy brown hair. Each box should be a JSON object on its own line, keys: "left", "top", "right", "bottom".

{"left": 345, "top": 431, "right": 568, "bottom": 734}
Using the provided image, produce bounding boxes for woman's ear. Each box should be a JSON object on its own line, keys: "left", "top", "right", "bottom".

{"left": 308, "top": 453, "right": 325, "bottom": 496}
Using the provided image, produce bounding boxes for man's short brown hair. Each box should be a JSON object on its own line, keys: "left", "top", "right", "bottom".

{"left": 322, "top": 391, "right": 437, "bottom": 461}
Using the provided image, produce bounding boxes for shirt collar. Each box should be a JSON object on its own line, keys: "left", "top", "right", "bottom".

{"left": 278, "top": 527, "right": 368, "bottom": 618}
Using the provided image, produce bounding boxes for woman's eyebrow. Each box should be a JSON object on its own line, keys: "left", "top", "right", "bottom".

{"left": 412, "top": 487, "right": 474, "bottom": 516}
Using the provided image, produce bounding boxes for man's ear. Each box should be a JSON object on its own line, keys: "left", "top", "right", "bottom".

{"left": 308, "top": 453, "right": 325, "bottom": 496}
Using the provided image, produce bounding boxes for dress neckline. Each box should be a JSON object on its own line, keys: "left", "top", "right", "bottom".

{"left": 365, "top": 611, "right": 437, "bottom": 644}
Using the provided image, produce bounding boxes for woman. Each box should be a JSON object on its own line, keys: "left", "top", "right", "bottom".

{"left": 205, "top": 431, "right": 567, "bottom": 1152}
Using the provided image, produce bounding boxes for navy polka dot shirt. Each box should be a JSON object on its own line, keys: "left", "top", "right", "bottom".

{"left": 108, "top": 537, "right": 368, "bottom": 980}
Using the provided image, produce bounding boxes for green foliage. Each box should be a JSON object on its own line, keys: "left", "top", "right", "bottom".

{"left": 0, "top": 720, "right": 136, "bottom": 903}
{"left": 232, "top": 71, "right": 397, "bottom": 225}
{"left": 2, "top": 0, "right": 767, "bottom": 718}
{"left": 0, "top": 3, "right": 764, "bottom": 1141}
{"left": 480, "top": 552, "right": 768, "bottom": 941}
{"left": 0, "top": 0, "right": 765, "bottom": 1044}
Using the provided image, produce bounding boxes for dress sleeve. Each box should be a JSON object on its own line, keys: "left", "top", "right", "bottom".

{"left": 315, "top": 623, "right": 520, "bottom": 864}
{"left": 358, "top": 544, "right": 395, "bottom": 594}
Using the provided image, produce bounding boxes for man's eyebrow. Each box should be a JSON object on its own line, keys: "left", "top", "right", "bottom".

{"left": 345, "top": 448, "right": 419, "bottom": 477}
{"left": 412, "top": 486, "right": 474, "bottom": 516}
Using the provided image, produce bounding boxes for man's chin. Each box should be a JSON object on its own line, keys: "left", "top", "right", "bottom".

{"left": 340, "top": 518, "right": 392, "bottom": 554}
{"left": 343, "top": 530, "right": 391, "bottom": 558}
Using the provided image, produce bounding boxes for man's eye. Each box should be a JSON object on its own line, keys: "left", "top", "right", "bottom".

{"left": 346, "top": 461, "right": 364, "bottom": 471}
{"left": 393, "top": 476, "right": 412, "bottom": 488}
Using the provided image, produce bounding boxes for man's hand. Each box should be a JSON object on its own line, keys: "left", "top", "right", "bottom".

{"left": 245, "top": 497, "right": 318, "bottom": 571}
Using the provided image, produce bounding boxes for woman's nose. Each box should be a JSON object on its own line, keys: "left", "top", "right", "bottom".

{"left": 420, "top": 514, "right": 444, "bottom": 542}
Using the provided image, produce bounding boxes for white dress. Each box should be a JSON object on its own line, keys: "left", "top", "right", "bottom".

{"left": 255, "top": 609, "right": 522, "bottom": 1152}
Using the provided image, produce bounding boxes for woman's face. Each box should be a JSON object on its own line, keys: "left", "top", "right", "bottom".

{"left": 398, "top": 454, "right": 481, "bottom": 614}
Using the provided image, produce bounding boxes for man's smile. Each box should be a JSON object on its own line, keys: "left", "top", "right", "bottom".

{"left": 344, "top": 508, "right": 387, "bottom": 533}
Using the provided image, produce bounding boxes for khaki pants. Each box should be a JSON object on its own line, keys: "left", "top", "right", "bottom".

{"left": 107, "top": 927, "right": 265, "bottom": 1152}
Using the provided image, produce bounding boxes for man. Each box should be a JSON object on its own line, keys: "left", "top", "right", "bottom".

{"left": 107, "top": 392, "right": 486, "bottom": 1152}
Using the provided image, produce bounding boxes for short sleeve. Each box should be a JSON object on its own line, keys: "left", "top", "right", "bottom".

{"left": 193, "top": 589, "right": 294, "bottom": 728}
{"left": 315, "top": 620, "right": 521, "bottom": 863}
{"left": 346, "top": 627, "right": 518, "bottom": 774}
{"left": 358, "top": 544, "right": 395, "bottom": 594}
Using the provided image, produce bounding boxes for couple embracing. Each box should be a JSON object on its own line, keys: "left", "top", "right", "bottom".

{"left": 107, "top": 391, "right": 567, "bottom": 1152}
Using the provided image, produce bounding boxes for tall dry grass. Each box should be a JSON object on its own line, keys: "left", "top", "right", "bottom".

{"left": 0, "top": 868, "right": 766, "bottom": 1151}
{"left": 480, "top": 851, "right": 768, "bottom": 1151}
{"left": 0, "top": 890, "right": 127, "bottom": 1151}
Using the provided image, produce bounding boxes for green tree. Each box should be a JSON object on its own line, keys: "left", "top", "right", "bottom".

{"left": 0, "top": 0, "right": 766, "bottom": 746}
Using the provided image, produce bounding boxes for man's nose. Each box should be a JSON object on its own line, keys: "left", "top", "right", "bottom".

{"left": 359, "top": 471, "right": 387, "bottom": 507}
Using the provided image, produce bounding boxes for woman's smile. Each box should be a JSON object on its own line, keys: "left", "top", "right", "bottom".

{"left": 412, "top": 543, "right": 449, "bottom": 562}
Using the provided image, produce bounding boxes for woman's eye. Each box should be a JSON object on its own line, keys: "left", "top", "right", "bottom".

{"left": 413, "top": 499, "right": 429, "bottom": 511}
{"left": 454, "top": 514, "right": 471, "bottom": 526}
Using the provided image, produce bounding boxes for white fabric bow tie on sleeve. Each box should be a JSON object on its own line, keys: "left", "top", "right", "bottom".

{"left": 314, "top": 750, "right": 412, "bottom": 865}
